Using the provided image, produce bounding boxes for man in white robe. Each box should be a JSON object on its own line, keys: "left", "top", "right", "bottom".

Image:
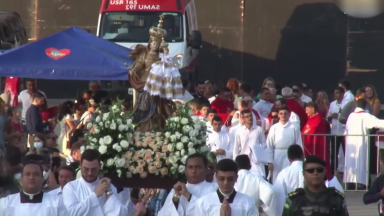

{"left": 62, "top": 149, "right": 142, "bottom": 216}
{"left": 207, "top": 116, "right": 233, "bottom": 161}
{"left": 157, "top": 153, "right": 218, "bottom": 216}
{"left": 233, "top": 109, "right": 267, "bottom": 177}
{"left": 0, "top": 161, "right": 68, "bottom": 216}
{"left": 195, "top": 159, "right": 258, "bottom": 216}
{"left": 234, "top": 155, "right": 273, "bottom": 215}
{"left": 275, "top": 98, "right": 301, "bottom": 131}
{"left": 48, "top": 165, "right": 76, "bottom": 197}
{"left": 344, "top": 98, "right": 384, "bottom": 188}
{"left": 265, "top": 107, "right": 303, "bottom": 183}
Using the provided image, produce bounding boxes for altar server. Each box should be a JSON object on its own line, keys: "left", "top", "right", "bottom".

{"left": 62, "top": 149, "right": 141, "bottom": 216}
{"left": 195, "top": 159, "right": 258, "bottom": 216}
{"left": 207, "top": 116, "right": 233, "bottom": 161}
{"left": 48, "top": 165, "right": 76, "bottom": 197}
{"left": 233, "top": 109, "right": 267, "bottom": 177}
{"left": 265, "top": 107, "right": 302, "bottom": 183}
{"left": 157, "top": 153, "right": 218, "bottom": 216}
{"left": 269, "top": 144, "right": 304, "bottom": 216}
{"left": 0, "top": 161, "right": 68, "bottom": 216}
{"left": 234, "top": 155, "right": 273, "bottom": 215}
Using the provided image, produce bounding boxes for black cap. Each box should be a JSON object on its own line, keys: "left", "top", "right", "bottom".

{"left": 303, "top": 155, "right": 326, "bottom": 169}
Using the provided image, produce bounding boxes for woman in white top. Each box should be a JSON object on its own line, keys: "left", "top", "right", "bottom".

{"left": 57, "top": 100, "right": 76, "bottom": 156}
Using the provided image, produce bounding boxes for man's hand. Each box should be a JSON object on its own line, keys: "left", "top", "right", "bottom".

{"left": 173, "top": 181, "right": 191, "bottom": 200}
{"left": 220, "top": 199, "right": 231, "bottom": 216}
{"left": 94, "top": 181, "right": 109, "bottom": 197}
{"left": 268, "top": 163, "right": 274, "bottom": 172}
{"left": 216, "top": 149, "right": 226, "bottom": 155}
{"left": 135, "top": 202, "right": 146, "bottom": 216}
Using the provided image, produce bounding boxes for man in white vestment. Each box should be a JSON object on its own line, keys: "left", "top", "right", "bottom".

{"left": 269, "top": 144, "right": 304, "bottom": 216}
{"left": 344, "top": 99, "right": 384, "bottom": 189}
{"left": 275, "top": 98, "right": 301, "bottom": 131}
{"left": 233, "top": 109, "right": 267, "bottom": 177}
{"left": 234, "top": 155, "right": 273, "bottom": 215}
{"left": 195, "top": 159, "right": 258, "bottom": 216}
{"left": 63, "top": 149, "right": 142, "bottom": 216}
{"left": 48, "top": 165, "right": 76, "bottom": 197}
{"left": 0, "top": 161, "right": 68, "bottom": 216}
{"left": 157, "top": 153, "right": 218, "bottom": 216}
{"left": 207, "top": 116, "right": 233, "bottom": 161}
{"left": 265, "top": 107, "right": 303, "bottom": 183}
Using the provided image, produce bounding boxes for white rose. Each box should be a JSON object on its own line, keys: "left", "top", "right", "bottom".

{"left": 191, "top": 116, "right": 200, "bottom": 124}
{"left": 173, "top": 117, "right": 180, "bottom": 122}
{"left": 98, "top": 145, "right": 108, "bottom": 154}
{"left": 112, "top": 143, "right": 119, "bottom": 150}
{"left": 175, "top": 151, "right": 180, "bottom": 157}
{"left": 80, "top": 146, "right": 85, "bottom": 153}
{"left": 180, "top": 118, "right": 189, "bottom": 125}
{"left": 112, "top": 105, "right": 120, "bottom": 113}
{"left": 87, "top": 123, "right": 93, "bottom": 129}
{"left": 165, "top": 132, "right": 171, "bottom": 138}
{"left": 118, "top": 124, "right": 125, "bottom": 132}
{"left": 116, "top": 158, "right": 125, "bottom": 167}
{"left": 169, "top": 156, "right": 178, "bottom": 164}
{"left": 189, "top": 130, "right": 196, "bottom": 138}
{"left": 117, "top": 169, "right": 122, "bottom": 178}
{"left": 182, "top": 125, "right": 191, "bottom": 133}
{"left": 118, "top": 134, "right": 122, "bottom": 139}
{"left": 176, "top": 142, "right": 184, "bottom": 150}
{"left": 102, "top": 112, "right": 110, "bottom": 121}
{"left": 95, "top": 116, "right": 101, "bottom": 122}
{"left": 181, "top": 149, "right": 186, "bottom": 156}
{"left": 127, "top": 119, "right": 132, "bottom": 127}
{"left": 169, "top": 135, "right": 177, "bottom": 142}
{"left": 175, "top": 132, "right": 182, "bottom": 139}
{"left": 103, "top": 135, "right": 113, "bottom": 145}
{"left": 93, "top": 127, "right": 100, "bottom": 134}
{"left": 120, "top": 140, "right": 129, "bottom": 148}
{"left": 99, "top": 122, "right": 103, "bottom": 127}
{"left": 168, "top": 144, "right": 175, "bottom": 152}
{"left": 181, "top": 136, "right": 189, "bottom": 143}
{"left": 116, "top": 118, "right": 122, "bottom": 125}
{"left": 194, "top": 123, "right": 201, "bottom": 130}
{"left": 106, "top": 158, "right": 114, "bottom": 167}
{"left": 91, "top": 138, "right": 97, "bottom": 144}
{"left": 178, "top": 165, "right": 185, "bottom": 173}
{"left": 181, "top": 155, "right": 188, "bottom": 164}
{"left": 187, "top": 142, "right": 194, "bottom": 148}
{"left": 200, "top": 146, "right": 209, "bottom": 152}
{"left": 116, "top": 146, "right": 122, "bottom": 152}
{"left": 99, "top": 138, "right": 105, "bottom": 145}
{"left": 188, "top": 148, "right": 196, "bottom": 154}
{"left": 110, "top": 122, "right": 117, "bottom": 130}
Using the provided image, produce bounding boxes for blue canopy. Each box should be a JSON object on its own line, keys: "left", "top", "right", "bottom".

{"left": 0, "top": 26, "right": 134, "bottom": 80}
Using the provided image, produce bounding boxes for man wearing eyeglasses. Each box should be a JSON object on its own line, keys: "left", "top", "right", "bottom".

{"left": 282, "top": 155, "right": 349, "bottom": 216}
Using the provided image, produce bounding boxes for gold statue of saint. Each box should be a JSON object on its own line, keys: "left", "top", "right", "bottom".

{"left": 128, "top": 15, "right": 175, "bottom": 132}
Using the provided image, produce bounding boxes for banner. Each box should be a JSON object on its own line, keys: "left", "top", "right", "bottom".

{"left": 4, "top": 77, "right": 19, "bottom": 107}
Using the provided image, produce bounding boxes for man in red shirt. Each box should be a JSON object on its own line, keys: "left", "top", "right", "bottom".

{"left": 211, "top": 87, "right": 234, "bottom": 124}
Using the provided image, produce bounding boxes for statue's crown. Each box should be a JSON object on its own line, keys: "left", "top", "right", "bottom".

{"left": 149, "top": 15, "right": 167, "bottom": 43}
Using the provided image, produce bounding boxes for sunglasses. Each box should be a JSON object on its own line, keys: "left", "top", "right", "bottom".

{"left": 305, "top": 167, "right": 324, "bottom": 174}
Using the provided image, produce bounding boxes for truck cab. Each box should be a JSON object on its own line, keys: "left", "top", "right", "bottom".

{"left": 97, "top": 0, "right": 202, "bottom": 80}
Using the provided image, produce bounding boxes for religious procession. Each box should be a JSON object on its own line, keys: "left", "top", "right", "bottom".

{"left": 1, "top": 0, "right": 384, "bottom": 215}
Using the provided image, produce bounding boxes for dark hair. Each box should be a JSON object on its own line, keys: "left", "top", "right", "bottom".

{"left": 235, "top": 155, "right": 251, "bottom": 170}
{"left": 355, "top": 98, "right": 367, "bottom": 109}
{"left": 240, "top": 84, "right": 252, "bottom": 94}
{"left": 72, "top": 129, "right": 84, "bottom": 140}
{"left": 186, "top": 153, "right": 208, "bottom": 168}
{"left": 305, "top": 102, "right": 318, "bottom": 112}
{"left": 25, "top": 78, "right": 36, "bottom": 83}
{"left": 182, "top": 79, "right": 190, "bottom": 89}
{"left": 131, "top": 188, "right": 140, "bottom": 199}
{"left": 58, "top": 165, "right": 76, "bottom": 178}
{"left": 278, "top": 107, "right": 290, "bottom": 113}
{"left": 34, "top": 133, "right": 47, "bottom": 148}
{"left": 287, "top": 144, "right": 303, "bottom": 160}
{"left": 23, "top": 154, "right": 44, "bottom": 164}
{"left": 201, "top": 103, "right": 210, "bottom": 108}
{"left": 240, "top": 99, "right": 249, "bottom": 108}
{"left": 75, "top": 97, "right": 86, "bottom": 105}
{"left": 58, "top": 100, "right": 75, "bottom": 121}
{"left": 195, "top": 81, "right": 205, "bottom": 87}
{"left": 303, "top": 87, "right": 311, "bottom": 92}
{"left": 81, "top": 149, "right": 100, "bottom": 163}
{"left": 240, "top": 109, "right": 252, "bottom": 116}
{"left": 38, "top": 151, "right": 51, "bottom": 165}
{"left": 276, "top": 98, "right": 287, "bottom": 106}
{"left": 271, "top": 107, "right": 279, "bottom": 113}
{"left": 212, "top": 115, "right": 222, "bottom": 123}
{"left": 83, "top": 90, "right": 92, "bottom": 96}
{"left": 220, "top": 87, "right": 231, "bottom": 94}
{"left": 335, "top": 87, "right": 345, "bottom": 94}
{"left": 339, "top": 79, "right": 351, "bottom": 90}
{"left": 216, "top": 159, "right": 238, "bottom": 173}
{"left": 260, "top": 87, "right": 270, "bottom": 94}
{"left": 22, "top": 161, "right": 43, "bottom": 176}
{"left": 32, "top": 92, "right": 45, "bottom": 100}
{"left": 292, "top": 89, "right": 300, "bottom": 94}
{"left": 208, "top": 109, "right": 218, "bottom": 114}
{"left": 356, "top": 88, "right": 366, "bottom": 96}
{"left": 188, "top": 99, "right": 202, "bottom": 109}
{"left": 71, "top": 141, "right": 84, "bottom": 155}
{"left": 5, "top": 146, "right": 22, "bottom": 166}
{"left": 7, "top": 106, "right": 20, "bottom": 117}
{"left": 293, "top": 83, "right": 304, "bottom": 90}
{"left": 46, "top": 147, "right": 60, "bottom": 154}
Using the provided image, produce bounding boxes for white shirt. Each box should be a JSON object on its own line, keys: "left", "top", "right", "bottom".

{"left": 234, "top": 169, "right": 273, "bottom": 209}
{"left": 231, "top": 110, "right": 266, "bottom": 130}
{"left": 300, "top": 94, "right": 312, "bottom": 103}
{"left": 328, "top": 100, "right": 345, "bottom": 135}
{"left": 342, "top": 90, "right": 354, "bottom": 104}
{"left": 289, "top": 111, "right": 301, "bottom": 131}
{"left": 158, "top": 181, "right": 218, "bottom": 216}
{"left": 253, "top": 99, "right": 273, "bottom": 118}
{"left": 48, "top": 187, "right": 62, "bottom": 197}
{"left": 18, "top": 89, "right": 47, "bottom": 119}
{"left": 195, "top": 190, "right": 258, "bottom": 216}
{"left": 233, "top": 125, "right": 266, "bottom": 163}
{"left": 62, "top": 177, "right": 129, "bottom": 216}
{"left": 0, "top": 191, "right": 67, "bottom": 216}
{"left": 207, "top": 130, "right": 233, "bottom": 161}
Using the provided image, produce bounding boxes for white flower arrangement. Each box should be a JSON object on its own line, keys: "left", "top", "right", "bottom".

{"left": 87, "top": 101, "right": 211, "bottom": 179}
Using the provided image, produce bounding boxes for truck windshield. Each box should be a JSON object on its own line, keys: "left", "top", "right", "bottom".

{"left": 100, "top": 11, "right": 183, "bottom": 43}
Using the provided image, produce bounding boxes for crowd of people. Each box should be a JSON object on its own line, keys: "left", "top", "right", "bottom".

{"left": 0, "top": 76, "right": 382, "bottom": 215}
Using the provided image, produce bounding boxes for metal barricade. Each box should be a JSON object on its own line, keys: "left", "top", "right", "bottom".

{"left": 301, "top": 133, "right": 384, "bottom": 191}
